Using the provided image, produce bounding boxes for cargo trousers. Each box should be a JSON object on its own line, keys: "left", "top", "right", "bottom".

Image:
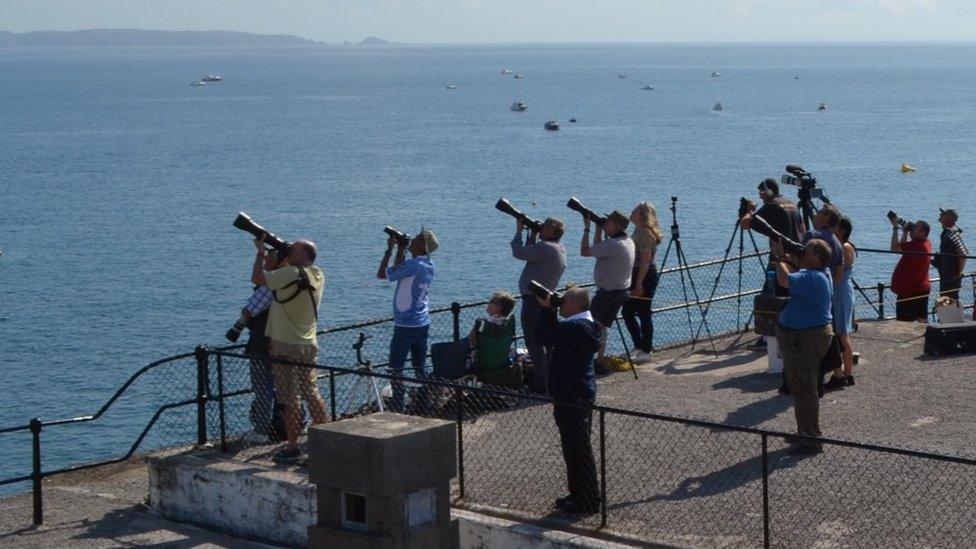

{"left": 776, "top": 324, "right": 834, "bottom": 449}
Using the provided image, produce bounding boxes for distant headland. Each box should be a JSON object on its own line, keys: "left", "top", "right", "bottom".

{"left": 0, "top": 29, "right": 326, "bottom": 47}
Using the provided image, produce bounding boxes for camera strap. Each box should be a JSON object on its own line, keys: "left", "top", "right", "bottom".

{"left": 273, "top": 268, "right": 319, "bottom": 322}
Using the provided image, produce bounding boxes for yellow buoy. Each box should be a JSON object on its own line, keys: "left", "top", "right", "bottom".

{"left": 900, "top": 163, "right": 917, "bottom": 173}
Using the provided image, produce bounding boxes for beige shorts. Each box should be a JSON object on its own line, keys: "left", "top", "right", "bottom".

{"left": 270, "top": 340, "right": 320, "bottom": 407}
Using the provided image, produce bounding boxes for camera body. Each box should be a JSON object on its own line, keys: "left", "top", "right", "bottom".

{"left": 780, "top": 165, "right": 829, "bottom": 203}
{"left": 528, "top": 280, "right": 564, "bottom": 307}
{"left": 383, "top": 226, "right": 411, "bottom": 246}
{"left": 566, "top": 197, "right": 606, "bottom": 226}
{"left": 738, "top": 197, "right": 754, "bottom": 219}
{"left": 233, "top": 212, "right": 291, "bottom": 255}
{"left": 887, "top": 211, "right": 915, "bottom": 232}
{"left": 225, "top": 318, "right": 247, "bottom": 342}
{"left": 495, "top": 199, "right": 544, "bottom": 231}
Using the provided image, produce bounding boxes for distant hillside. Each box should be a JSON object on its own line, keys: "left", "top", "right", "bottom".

{"left": 0, "top": 29, "right": 322, "bottom": 47}
{"left": 358, "top": 36, "right": 391, "bottom": 45}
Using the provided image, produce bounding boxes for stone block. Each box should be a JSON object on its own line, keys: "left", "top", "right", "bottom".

{"left": 308, "top": 519, "right": 459, "bottom": 549}
{"left": 316, "top": 480, "right": 452, "bottom": 534}
{"left": 308, "top": 412, "right": 456, "bottom": 495}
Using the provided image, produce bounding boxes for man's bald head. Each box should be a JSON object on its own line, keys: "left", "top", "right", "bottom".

{"left": 559, "top": 287, "right": 591, "bottom": 317}
{"left": 289, "top": 239, "right": 317, "bottom": 267}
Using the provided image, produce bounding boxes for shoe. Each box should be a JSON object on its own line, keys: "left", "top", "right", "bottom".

{"left": 530, "top": 385, "right": 548, "bottom": 396}
{"left": 823, "top": 376, "right": 847, "bottom": 392}
{"left": 748, "top": 337, "right": 767, "bottom": 350}
{"left": 241, "top": 429, "right": 269, "bottom": 444}
{"left": 272, "top": 447, "right": 302, "bottom": 463}
{"left": 554, "top": 495, "right": 574, "bottom": 508}
{"left": 778, "top": 384, "right": 791, "bottom": 395}
{"left": 787, "top": 444, "right": 824, "bottom": 457}
{"left": 593, "top": 358, "right": 610, "bottom": 376}
{"left": 846, "top": 375, "right": 855, "bottom": 387}
{"left": 632, "top": 350, "right": 653, "bottom": 363}
{"left": 558, "top": 498, "right": 599, "bottom": 515}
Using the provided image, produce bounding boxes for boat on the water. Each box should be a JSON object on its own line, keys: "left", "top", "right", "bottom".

{"left": 514, "top": 73, "right": 524, "bottom": 80}
{"left": 818, "top": 102, "right": 827, "bottom": 111}
{"left": 191, "top": 80, "right": 207, "bottom": 87}
{"left": 710, "top": 71, "right": 720, "bottom": 78}
{"left": 511, "top": 100, "right": 527, "bottom": 112}
{"left": 446, "top": 84, "right": 457, "bottom": 90}
{"left": 568, "top": 118, "right": 577, "bottom": 123}
{"left": 640, "top": 85, "right": 654, "bottom": 90}
{"left": 500, "top": 69, "right": 513, "bottom": 75}
{"left": 618, "top": 73, "right": 627, "bottom": 79}
{"left": 713, "top": 102, "right": 723, "bottom": 111}
{"left": 544, "top": 120, "right": 560, "bottom": 131}
{"left": 202, "top": 75, "right": 222, "bottom": 82}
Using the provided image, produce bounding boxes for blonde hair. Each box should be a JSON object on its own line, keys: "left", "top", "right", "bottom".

{"left": 633, "top": 202, "right": 663, "bottom": 244}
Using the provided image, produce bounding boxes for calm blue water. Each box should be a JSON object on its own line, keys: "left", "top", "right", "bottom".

{"left": 2, "top": 43, "right": 975, "bottom": 489}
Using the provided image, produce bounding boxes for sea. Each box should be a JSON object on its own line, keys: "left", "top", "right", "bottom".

{"left": 2, "top": 43, "right": 975, "bottom": 491}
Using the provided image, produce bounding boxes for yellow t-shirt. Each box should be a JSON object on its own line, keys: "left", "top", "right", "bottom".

{"left": 264, "top": 265, "right": 324, "bottom": 346}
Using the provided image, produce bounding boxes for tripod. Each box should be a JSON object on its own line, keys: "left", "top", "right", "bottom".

{"left": 657, "top": 196, "right": 718, "bottom": 355}
{"left": 347, "top": 332, "right": 385, "bottom": 416}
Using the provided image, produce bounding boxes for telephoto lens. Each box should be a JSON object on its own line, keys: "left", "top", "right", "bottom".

{"left": 528, "top": 280, "right": 564, "bottom": 307}
{"left": 495, "top": 198, "right": 544, "bottom": 231}
{"left": 233, "top": 212, "right": 291, "bottom": 254}
{"left": 887, "top": 211, "right": 914, "bottom": 231}
{"left": 383, "top": 226, "right": 411, "bottom": 246}
{"left": 225, "top": 319, "right": 247, "bottom": 342}
{"left": 566, "top": 197, "right": 606, "bottom": 225}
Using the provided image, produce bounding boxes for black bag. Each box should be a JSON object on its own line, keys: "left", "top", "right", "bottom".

{"left": 431, "top": 338, "right": 473, "bottom": 380}
{"left": 819, "top": 335, "right": 842, "bottom": 374}
{"left": 924, "top": 322, "right": 976, "bottom": 356}
{"left": 753, "top": 295, "right": 789, "bottom": 336}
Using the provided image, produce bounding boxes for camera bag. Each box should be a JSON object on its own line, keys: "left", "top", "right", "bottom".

{"left": 923, "top": 322, "right": 976, "bottom": 357}
{"left": 753, "top": 295, "right": 789, "bottom": 337}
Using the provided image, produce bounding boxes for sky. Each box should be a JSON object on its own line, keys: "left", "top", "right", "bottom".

{"left": 1, "top": 0, "right": 975, "bottom": 43}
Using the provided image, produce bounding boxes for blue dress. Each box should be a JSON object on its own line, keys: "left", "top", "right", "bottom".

{"left": 833, "top": 263, "right": 855, "bottom": 336}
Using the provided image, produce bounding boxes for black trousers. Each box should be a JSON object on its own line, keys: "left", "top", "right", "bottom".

{"left": 621, "top": 264, "right": 660, "bottom": 353}
{"left": 553, "top": 403, "right": 599, "bottom": 508}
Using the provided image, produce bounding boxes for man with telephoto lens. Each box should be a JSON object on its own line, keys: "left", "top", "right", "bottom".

{"left": 535, "top": 287, "right": 601, "bottom": 514}
{"left": 933, "top": 207, "right": 968, "bottom": 302}
{"left": 740, "top": 178, "right": 805, "bottom": 297}
{"left": 252, "top": 236, "right": 328, "bottom": 463}
{"left": 512, "top": 216, "right": 567, "bottom": 394}
{"left": 580, "top": 210, "right": 635, "bottom": 373}
{"left": 890, "top": 218, "right": 932, "bottom": 322}
{"left": 377, "top": 227, "right": 439, "bottom": 413}
{"left": 774, "top": 239, "right": 834, "bottom": 456}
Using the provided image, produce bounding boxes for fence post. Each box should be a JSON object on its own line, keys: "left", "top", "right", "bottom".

{"left": 455, "top": 386, "right": 465, "bottom": 499}
{"left": 29, "top": 418, "right": 43, "bottom": 526}
{"left": 599, "top": 409, "right": 607, "bottom": 528}
{"left": 216, "top": 354, "right": 227, "bottom": 453}
{"left": 328, "top": 369, "right": 337, "bottom": 420}
{"left": 762, "top": 434, "right": 770, "bottom": 549}
{"left": 876, "top": 283, "right": 885, "bottom": 320}
{"left": 194, "top": 346, "right": 209, "bottom": 446}
{"left": 451, "top": 302, "right": 461, "bottom": 342}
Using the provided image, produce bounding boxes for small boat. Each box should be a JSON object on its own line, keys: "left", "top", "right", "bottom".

{"left": 544, "top": 120, "right": 560, "bottom": 131}
{"left": 514, "top": 73, "right": 524, "bottom": 79}
{"left": 500, "top": 69, "right": 513, "bottom": 75}
{"left": 640, "top": 85, "right": 654, "bottom": 90}
{"left": 202, "top": 75, "right": 222, "bottom": 82}
{"left": 817, "top": 102, "right": 827, "bottom": 111}
{"left": 191, "top": 80, "right": 207, "bottom": 87}
{"left": 710, "top": 71, "right": 720, "bottom": 77}
{"left": 618, "top": 73, "right": 627, "bottom": 79}
{"left": 713, "top": 102, "right": 723, "bottom": 111}
{"left": 446, "top": 84, "right": 456, "bottom": 90}
{"left": 510, "top": 100, "right": 528, "bottom": 112}
{"left": 794, "top": 75, "right": 801, "bottom": 80}
{"left": 568, "top": 118, "right": 577, "bottom": 123}
{"left": 901, "top": 163, "right": 917, "bottom": 173}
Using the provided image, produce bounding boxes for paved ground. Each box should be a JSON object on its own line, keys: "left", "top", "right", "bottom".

{"left": 3, "top": 320, "right": 974, "bottom": 548}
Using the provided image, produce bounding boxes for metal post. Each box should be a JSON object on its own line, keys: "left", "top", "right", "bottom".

{"left": 328, "top": 369, "right": 337, "bottom": 420}
{"left": 762, "top": 434, "right": 770, "bottom": 549}
{"left": 451, "top": 302, "right": 461, "bottom": 342}
{"left": 216, "top": 354, "right": 227, "bottom": 453}
{"left": 29, "top": 418, "right": 42, "bottom": 526}
{"left": 876, "top": 283, "right": 885, "bottom": 320}
{"left": 194, "top": 346, "right": 209, "bottom": 446}
{"left": 599, "top": 409, "right": 607, "bottom": 528}
{"left": 455, "top": 386, "right": 465, "bottom": 499}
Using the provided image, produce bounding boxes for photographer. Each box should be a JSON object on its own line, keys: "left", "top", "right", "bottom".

{"left": 740, "top": 178, "right": 805, "bottom": 296}
{"left": 774, "top": 239, "right": 834, "bottom": 456}
{"left": 512, "top": 216, "right": 567, "bottom": 394}
{"left": 377, "top": 228, "right": 438, "bottom": 413}
{"left": 252, "top": 237, "right": 328, "bottom": 463}
{"left": 802, "top": 205, "right": 845, "bottom": 287}
{"left": 890, "top": 219, "right": 932, "bottom": 322}
{"left": 535, "top": 287, "right": 601, "bottom": 514}
{"left": 933, "top": 208, "right": 968, "bottom": 302}
{"left": 580, "top": 210, "right": 635, "bottom": 371}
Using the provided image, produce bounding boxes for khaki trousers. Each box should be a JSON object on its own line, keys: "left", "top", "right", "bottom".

{"left": 776, "top": 324, "right": 834, "bottom": 448}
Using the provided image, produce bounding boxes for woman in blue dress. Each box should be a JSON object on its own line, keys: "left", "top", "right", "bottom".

{"left": 826, "top": 216, "right": 857, "bottom": 389}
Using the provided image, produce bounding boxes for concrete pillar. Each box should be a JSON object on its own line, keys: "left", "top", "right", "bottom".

{"left": 307, "top": 412, "right": 459, "bottom": 548}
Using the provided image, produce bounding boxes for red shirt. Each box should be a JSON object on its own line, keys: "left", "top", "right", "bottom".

{"left": 891, "top": 239, "right": 932, "bottom": 297}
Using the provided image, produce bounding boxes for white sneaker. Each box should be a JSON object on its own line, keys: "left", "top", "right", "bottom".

{"left": 632, "top": 351, "right": 653, "bottom": 363}
{"left": 241, "top": 429, "right": 269, "bottom": 444}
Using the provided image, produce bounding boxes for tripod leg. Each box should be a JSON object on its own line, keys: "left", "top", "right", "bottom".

{"left": 677, "top": 241, "right": 719, "bottom": 356}
{"left": 614, "top": 317, "right": 639, "bottom": 380}
{"left": 672, "top": 240, "right": 698, "bottom": 349}
{"left": 371, "top": 376, "right": 385, "bottom": 412}
{"left": 693, "top": 220, "right": 740, "bottom": 345}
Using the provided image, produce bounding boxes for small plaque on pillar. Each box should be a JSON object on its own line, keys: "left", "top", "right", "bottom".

{"left": 406, "top": 487, "right": 435, "bottom": 528}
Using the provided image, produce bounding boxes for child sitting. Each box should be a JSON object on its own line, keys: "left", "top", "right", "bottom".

{"left": 468, "top": 291, "right": 517, "bottom": 349}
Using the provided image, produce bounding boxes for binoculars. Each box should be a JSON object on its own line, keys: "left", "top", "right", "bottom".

{"left": 566, "top": 197, "right": 606, "bottom": 226}
{"left": 384, "top": 226, "right": 411, "bottom": 246}
{"left": 528, "top": 280, "right": 564, "bottom": 307}
{"left": 495, "top": 199, "right": 544, "bottom": 231}
{"left": 887, "top": 211, "right": 915, "bottom": 232}
{"left": 233, "top": 212, "right": 291, "bottom": 255}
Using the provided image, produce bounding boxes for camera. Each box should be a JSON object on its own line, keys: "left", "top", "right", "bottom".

{"left": 780, "top": 164, "right": 829, "bottom": 203}
{"left": 738, "top": 197, "right": 754, "bottom": 219}
{"left": 528, "top": 280, "right": 564, "bottom": 307}
{"left": 383, "top": 226, "right": 411, "bottom": 246}
{"left": 233, "top": 212, "right": 291, "bottom": 255}
{"left": 887, "top": 211, "right": 915, "bottom": 232}
{"left": 495, "top": 198, "right": 544, "bottom": 231}
{"left": 225, "top": 318, "right": 247, "bottom": 342}
{"left": 566, "top": 197, "right": 606, "bottom": 226}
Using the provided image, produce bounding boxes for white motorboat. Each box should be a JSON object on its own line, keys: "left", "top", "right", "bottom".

{"left": 544, "top": 119, "right": 560, "bottom": 131}
{"left": 618, "top": 73, "right": 627, "bottom": 79}
{"left": 818, "top": 102, "right": 827, "bottom": 111}
{"left": 713, "top": 102, "right": 723, "bottom": 111}
{"left": 514, "top": 73, "right": 524, "bottom": 79}
{"left": 191, "top": 80, "right": 207, "bottom": 87}
{"left": 202, "top": 75, "right": 222, "bottom": 82}
{"left": 640, "top": 85, "right": 654, "bottom": 90}
{"left": 510, "top": 100, "right": 527, "bottom": 112}
{"left": 500, "top": 69, "right": 513, "bottom": 75}
{"left": 710, "top": 71, "right": 720, "bottom": 77}
{"left": 446, "top": 84, "right": 457, "bottom": 90}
